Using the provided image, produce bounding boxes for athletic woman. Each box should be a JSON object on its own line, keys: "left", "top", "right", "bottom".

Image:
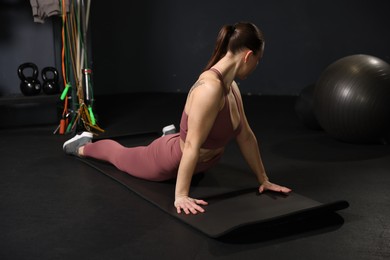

{"left": 63, "top": 22, "right": 292, "bottom": 215}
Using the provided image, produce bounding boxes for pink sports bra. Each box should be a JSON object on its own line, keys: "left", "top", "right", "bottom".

{"left": 179, "top": 68, "right": 243, "bottom": 149}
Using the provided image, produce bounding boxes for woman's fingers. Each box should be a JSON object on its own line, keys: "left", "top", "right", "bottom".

{"left": 175, "top": 197, "right": 208, "bottom": 214}
{"left": 259, "top": 182, "right": 292, "bottom": 194}
{"left": 259, "top": 185, "right": 265, "bottom": 193}
{"left": 194, "top": 199, "right": 208, "bottom": 205}
{"left": 280, "top": 186, "right": 292, "bottom": 193}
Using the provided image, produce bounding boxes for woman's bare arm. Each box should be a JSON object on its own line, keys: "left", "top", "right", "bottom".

{"left": 174, "top": 76, "right": 224, "bottom": 214}
{"left": 233, "top": 83, "right": 291, "bottom": 194}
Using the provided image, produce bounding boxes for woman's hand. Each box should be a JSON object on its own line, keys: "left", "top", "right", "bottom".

{"left": 259, "top": 181, "right": 292, "bottom": 194}
{"left": 174, "top": 196, "right": 208, "bottom": 214}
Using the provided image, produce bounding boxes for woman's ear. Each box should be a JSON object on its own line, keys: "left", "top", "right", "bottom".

{"left": 244, "top": 50, "right": 254, "bottom": 63}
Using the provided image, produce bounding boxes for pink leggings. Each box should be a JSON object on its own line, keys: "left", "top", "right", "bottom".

{"left": 83, "top": 133, "right": 221, "bottom": 181}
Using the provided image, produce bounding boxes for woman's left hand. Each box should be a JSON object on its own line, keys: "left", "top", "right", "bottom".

{"left": 259, "top": 181, "right": 292, "bottom": 194}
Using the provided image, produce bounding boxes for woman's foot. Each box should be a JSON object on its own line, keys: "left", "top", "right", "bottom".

{"left": 63, "top": 132, "right": 93, "bottom": 156}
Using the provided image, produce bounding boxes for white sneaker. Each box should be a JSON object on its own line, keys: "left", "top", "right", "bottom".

{"left": 63, "top": 131, "right": 93, "bottom": 156}
{"left": 162, "top": 124, "right": 176, "bottom": 136}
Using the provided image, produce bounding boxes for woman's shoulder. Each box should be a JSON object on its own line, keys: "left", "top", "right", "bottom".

{"left": 194, "top": 71, "right": 225, "bottom": 95}
{"left": 200, "top": 70, "right": 222, "bottom": 83}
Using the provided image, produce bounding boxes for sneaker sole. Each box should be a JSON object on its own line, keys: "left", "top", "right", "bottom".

{"left": 162, "top": 124, "right": 176, "bottom": 135}
{"left": 63, "top": 132, "right": 94, "bottom": 149}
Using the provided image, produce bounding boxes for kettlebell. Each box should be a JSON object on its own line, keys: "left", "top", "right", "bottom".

{"left": 42, "top": 67, "right": 59, "bottom": 95}
{"left": 17, "top": 62, "right": 41, "bottom": 96}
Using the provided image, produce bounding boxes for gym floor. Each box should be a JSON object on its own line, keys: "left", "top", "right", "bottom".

{"left": 1, "top": 93, "right": 389, "bottom": 260}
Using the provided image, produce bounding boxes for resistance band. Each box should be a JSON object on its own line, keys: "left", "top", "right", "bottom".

{"left": 57, "top": 0, "right": 104, "bottom": 135}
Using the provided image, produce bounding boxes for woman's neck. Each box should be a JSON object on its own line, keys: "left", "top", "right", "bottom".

{"left": 215, "top": 52, "right": 243, "bottom": 79}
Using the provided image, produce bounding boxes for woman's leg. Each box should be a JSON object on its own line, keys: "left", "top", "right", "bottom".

{"left": 83, "top": 134, "right": 182, "bottom": 181}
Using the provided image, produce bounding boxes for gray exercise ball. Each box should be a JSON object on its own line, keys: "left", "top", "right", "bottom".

{"left": 313, "top": 54, "right": 390, "bottom": 144}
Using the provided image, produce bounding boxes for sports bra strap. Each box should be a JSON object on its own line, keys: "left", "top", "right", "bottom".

{"left": 209, "top": 68, "right": 228, "bottom": 95}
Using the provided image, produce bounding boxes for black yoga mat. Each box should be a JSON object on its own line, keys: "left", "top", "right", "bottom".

{"left": 79, "top": 133, "right": 349, "bottom": 238}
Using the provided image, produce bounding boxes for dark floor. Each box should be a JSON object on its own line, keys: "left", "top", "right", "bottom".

{"left": 1, "top": 93, "right": 389, "bottom": 260}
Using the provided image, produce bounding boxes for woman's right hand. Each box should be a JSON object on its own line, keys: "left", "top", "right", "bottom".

{"left": 174, "top": 196, "right": 208, "bottom": 214}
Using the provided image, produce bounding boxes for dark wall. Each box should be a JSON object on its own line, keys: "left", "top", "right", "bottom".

{"left": 90, "top": 0, "right": 390, "bottom": 96}
{"left": 0, "top": 0, "right": 59, "bottom": 97}
{"left": 1, "top": 1, "right": 389, "bottom": 97}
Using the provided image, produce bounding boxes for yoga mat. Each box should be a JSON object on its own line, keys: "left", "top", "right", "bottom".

{"left": 78, "top": 133, "right": 349, "bottom": 238}
{"left": 80, "top": 158, "right": 348, "bottom": 237}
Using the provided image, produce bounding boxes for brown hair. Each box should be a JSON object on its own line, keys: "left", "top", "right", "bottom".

{"left": 204, "top": 22, "right": 265, "bottom": 71}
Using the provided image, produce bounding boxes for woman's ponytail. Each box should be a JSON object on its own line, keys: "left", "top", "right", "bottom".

{"left": 203, "top": 25, "right": 235, "bottom": 71}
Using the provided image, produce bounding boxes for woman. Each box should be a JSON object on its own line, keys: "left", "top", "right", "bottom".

{"left": 63, "top": 22, "right": 292, "bottom": 215}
